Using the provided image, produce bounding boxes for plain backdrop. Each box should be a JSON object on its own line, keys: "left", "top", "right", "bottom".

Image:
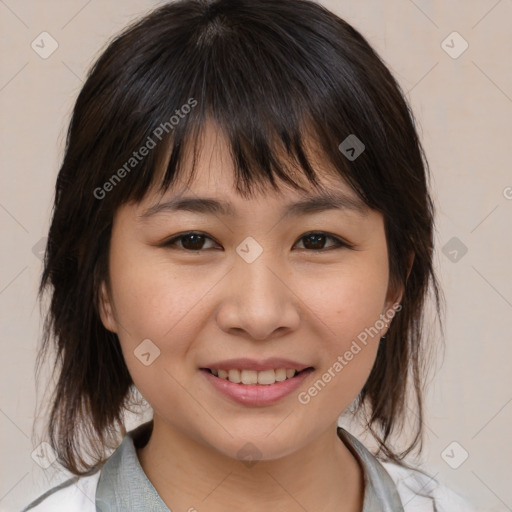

{"left": 1, "top": 1, "right": 511, "bottom": 511}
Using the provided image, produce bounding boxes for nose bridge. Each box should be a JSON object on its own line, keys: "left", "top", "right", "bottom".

{"left": 238, "top": 247, "right": 281, "bottom": 298}
{"left": 216, "top": 241, "right": 299, "bottom": 340}
{"left": 235, "top": 242, "right": 284, "bottom": 306}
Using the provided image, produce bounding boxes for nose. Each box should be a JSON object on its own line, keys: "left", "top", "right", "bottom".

{"left": 215, "top": 254, "right": 301, "bottom": 341}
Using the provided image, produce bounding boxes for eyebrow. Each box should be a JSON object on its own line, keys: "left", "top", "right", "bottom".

{"left": 137, "top": 191, "right": 369, "bottom": 221}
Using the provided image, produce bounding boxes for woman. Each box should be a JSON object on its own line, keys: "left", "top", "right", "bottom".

{"left": 22, "top": 0, "right": 474, "bottom": 510}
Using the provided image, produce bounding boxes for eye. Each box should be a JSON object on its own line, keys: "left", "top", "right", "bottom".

{"left": 294, "top": 232, "right": 352, "bottom": 251}
{"left": 162, "top": 232, "right": 219, "bottom": 251}
{"left": 161, "top": 231, "right": 352, "bottom": 252}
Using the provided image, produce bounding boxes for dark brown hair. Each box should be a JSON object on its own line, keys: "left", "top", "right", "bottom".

{"left": 35, "top": 0, "right": 444, "bottom": 475}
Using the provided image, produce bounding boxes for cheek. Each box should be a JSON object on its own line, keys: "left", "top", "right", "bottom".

{"left": 109, "top": 248, "right": 210, "bottom": 339}
{"left": 107, "top": 248, "right": 227, "bottom": 403}
{"left": 299, "top": 261, "right": 389, "bottom": 344}
{"left": 293, "top": 258, "right": 389, "bottom": 399}
{"left": 107, "top": 255, "right": 202, "bottom": 404}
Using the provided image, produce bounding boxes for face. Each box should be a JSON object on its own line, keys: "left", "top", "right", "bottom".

{"left": 99, "top": 125, "right": 404, "bottom": 461}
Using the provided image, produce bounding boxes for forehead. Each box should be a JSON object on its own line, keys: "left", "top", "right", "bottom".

{"left": 141, "top": 119, "right": 367, "bottom": 214}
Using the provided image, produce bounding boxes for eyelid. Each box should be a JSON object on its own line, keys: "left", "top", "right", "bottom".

{"left": 160, "top": 230, "right": 354, "bottom": 251}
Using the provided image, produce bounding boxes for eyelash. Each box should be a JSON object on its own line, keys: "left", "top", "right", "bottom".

{"left": 160, "top": 231, "right": 353, "bottom": 252}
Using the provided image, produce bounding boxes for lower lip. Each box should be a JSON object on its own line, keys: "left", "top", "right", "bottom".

{"left": 200, "top": 368, "right": 314, "bottom": 406}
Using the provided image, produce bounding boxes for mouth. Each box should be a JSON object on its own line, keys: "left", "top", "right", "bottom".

{"left": 199, "top": 366, "right": 315, "bottom": 406}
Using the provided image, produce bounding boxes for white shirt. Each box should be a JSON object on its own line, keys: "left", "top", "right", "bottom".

{"left": 21, "top": 421, "right": 476, "bottom": 512}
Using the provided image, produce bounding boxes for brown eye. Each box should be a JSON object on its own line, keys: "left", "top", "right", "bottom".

{"left": 295, "top": 232, "right": 349, "bottom": 251}
{"left": 161, "top": 231, "right": 351, "bottom": 252}
{"left": 163, "top": 232, "right": 218, "bottom": 251}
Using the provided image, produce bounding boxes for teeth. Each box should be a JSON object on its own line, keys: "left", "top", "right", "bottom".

{"left": 242, "top": 370, "right": 258, "bottom": 385}
{"left": 228, "top": 369, "right": 241, "bottom": 383}
{"left": 211, "top": 368, "right": 301, "bottom": 385}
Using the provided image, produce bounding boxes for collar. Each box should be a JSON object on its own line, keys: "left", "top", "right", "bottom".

{"left": 95, "top": 421, "right": 404, "bottom": 511}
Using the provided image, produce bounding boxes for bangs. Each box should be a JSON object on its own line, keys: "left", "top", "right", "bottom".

{"left": 85, "top": 0, "right": 396, "bottom": 210}
{"left": 142, "top": 113, "right": 352, "bottom": 204}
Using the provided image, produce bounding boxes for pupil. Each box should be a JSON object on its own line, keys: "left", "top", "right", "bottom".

{"left": 304, "top": 234, "right": 324, "bottom": 250}
{"left": 183, "top": 234, "right": 204, "bottom": 250}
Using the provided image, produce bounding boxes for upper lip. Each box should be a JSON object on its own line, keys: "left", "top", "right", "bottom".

{"left": 201, "top": 358, "right": 313, "bottom": 372}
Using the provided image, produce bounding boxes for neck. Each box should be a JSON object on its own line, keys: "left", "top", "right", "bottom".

{"left": 136, "top": 416, "right": 364, "bottom": 512}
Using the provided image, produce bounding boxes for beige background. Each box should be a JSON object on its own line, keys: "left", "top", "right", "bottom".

{"left": 1, "top": 1, "right": 511, "bottom": 511}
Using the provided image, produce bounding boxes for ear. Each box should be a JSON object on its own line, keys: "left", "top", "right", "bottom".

{"left": 98, "top": 281, "right": 118, "bottom": 333}
{"left": 381, "top": 252, "right": 414, "bottom": 333}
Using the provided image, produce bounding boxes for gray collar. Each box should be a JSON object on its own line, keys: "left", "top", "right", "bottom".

{"left": 96, "top": 421, "right": 404, "bottom": 511}
{"left": 337, "top": 427, "right": 405, "bottom": 512}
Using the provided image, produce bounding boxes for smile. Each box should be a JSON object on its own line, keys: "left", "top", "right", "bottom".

{"left": 200, "top": 367, "right": 315, "bottom": 406}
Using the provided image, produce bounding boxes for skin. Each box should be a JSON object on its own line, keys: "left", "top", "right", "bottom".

{"left": 99, "top": 124, "right": 409, "bottom": 512}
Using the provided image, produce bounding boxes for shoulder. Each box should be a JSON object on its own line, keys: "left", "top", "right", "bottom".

{"left": 380, "top": 460, "right": 477, "bottom": 512}
{"left": 20, "top": 470, "right": 101, "bottom": 512}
